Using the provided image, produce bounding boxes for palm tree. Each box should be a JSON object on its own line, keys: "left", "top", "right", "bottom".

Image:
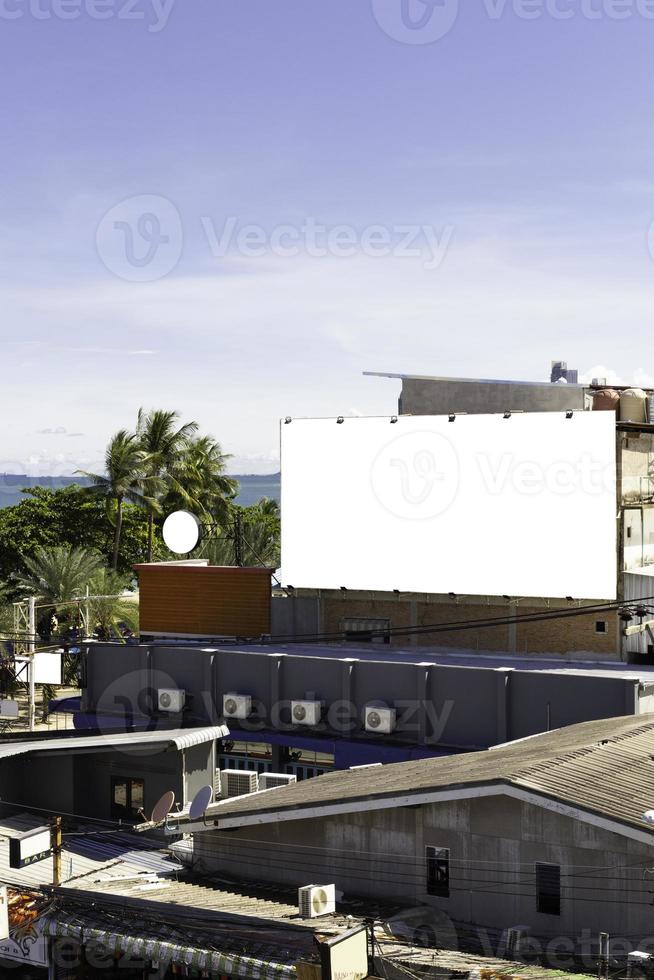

{"left": 13, "top": 546, "right": 104, "bottom": 604}
{"left": 86, "top": 568, "right": 139, "bottom": 641}
{"left": 201, "top": 500, "right": 280, "bottom": 568}
{"left": 165, "top": 435, "right": 237, "bottom": 527}
{"left": 136, "top": 408, "right": 199, "bottom": 562}
{"left": 78, "top": 430, "right": 147, "bottom": 570}
{"left": 13, "top": 546, "right": 104, "bottom": 640}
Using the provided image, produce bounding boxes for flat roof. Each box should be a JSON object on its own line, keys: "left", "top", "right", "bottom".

{"left": 215, "top": 642, "right": 654, "bottom": 682}
{"left": 364, "top": 371, "right": 586, "bottom": 388}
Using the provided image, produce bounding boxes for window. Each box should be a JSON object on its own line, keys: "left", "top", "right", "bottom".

{"left": 341, "top": 618, "right": 391, "bottom": 645}
{"left": 595, "top": 620, "right": 608, "bottom": 634}
{"left": 111, "top": 777, "right": 145, "bottom": 821}
{"left": 536, "top": 862, "right": 560, "bottom": 915}
{"left": 426, "top": 846, "right": 450, "bottom": 897}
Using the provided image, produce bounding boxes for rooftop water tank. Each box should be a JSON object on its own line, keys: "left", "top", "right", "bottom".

{"left": 592, "top": 388, "right": 620, "bottom": 412}
{"left": 619, "top": 388, "right": 647, "bottom": 423}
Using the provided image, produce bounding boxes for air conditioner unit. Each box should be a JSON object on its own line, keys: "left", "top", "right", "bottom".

{"left": 259, "top": 772, "right": 297, "bottom": 790}
{"left": 220, "top": 769, "right": 259, "bottom": 798}
{"left": 365, "top": 705, "right": 396, "bottom": 734}
{"left": 291, "top": 700, "right": 322, "bottom": 726}
{"left": 298, "top": 884, "right": 336, "bottom": 919}
{"left": 157, "top": 688, "right": 186, "bottom": 713}
{"left": 223, "top": 694, "right": 252, "bottom": 719}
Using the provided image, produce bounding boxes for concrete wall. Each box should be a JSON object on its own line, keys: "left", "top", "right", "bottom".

{"left": 398, "top": 379, "right": 587, "bottom": 417}
{"left": 73, "top": 749, "right": 183, "bottom": 821}
{"left": 192, "top": 794, "right": 654, "bottom": 949}
{"left": 620, "top": 430, "right": 654, "bottom": 502}
{"left": 83, "top": 644, "right": 641, "bottom": 752}
{"left": 183, "top": 742, "right": 215, "bottom": 801}
{"left": 271, "top": 595, "right": 321, "bottom": 637}
{"left": 0, "top": 755, "right": 76, "bottom": 817}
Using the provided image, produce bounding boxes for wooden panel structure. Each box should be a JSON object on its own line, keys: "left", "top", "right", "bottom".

{"left": 136, "top": 564, "right": 272, "bottom": 638}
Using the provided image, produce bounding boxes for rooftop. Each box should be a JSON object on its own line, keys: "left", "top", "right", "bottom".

{"left": 169, "top": 714, "right": 654, "bottom": 839}
{"left": 0, "top": 812, "right": 182, "bottom": 889}
{"left": 0, "top": 725, "right": 229, "bottom": 761}
{"left": 364, "top": 370, "right": 587, "bottom": 388}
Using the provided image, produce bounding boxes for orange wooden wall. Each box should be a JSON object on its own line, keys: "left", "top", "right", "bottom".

{"left": 136, "top": 564, "right": 272, "bottom": 637}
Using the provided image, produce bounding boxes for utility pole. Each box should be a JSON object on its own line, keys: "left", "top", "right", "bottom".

{"left": 234, "top": 511, "right": 243, "bottom": 567}
{"left": 27, "top": 597, "right": 37, "bottom": 733}
{"left": 51, "top": 816, "right": 62, "bottom": 887}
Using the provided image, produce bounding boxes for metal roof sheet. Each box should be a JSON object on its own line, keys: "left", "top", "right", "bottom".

{"left": 177, "top": 714, "right": 654, "bottom": 835}
{"left": 0, "top": 726, "right": 228, "bottom": 761}
{"left": 0, "top": 813, "right": 182, "bottom": 889}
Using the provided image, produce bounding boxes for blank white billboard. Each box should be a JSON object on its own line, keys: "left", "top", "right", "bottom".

{"left": 281, "top": 412, "right": 617, "bottom": 600}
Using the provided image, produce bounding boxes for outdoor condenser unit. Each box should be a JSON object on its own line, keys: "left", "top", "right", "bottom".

{"left": 291, "top": 700, "right": 322, "bottom": 726}
{"left": 364, "top": 705, "right": 397, "bottom": 734}
{"left": 259, "top": 773, "right": 297, "bottom": 790}
{"left": 222, "top": 694, "right": 253, "bottom": 719}
{"left": 219, "top": 769, "right": 259, "bottom": 798}
{"left": 298, "top": 884, "right": 336, "bottom": 919}
{"left": 157, "top": 688, "right": 186, "bottom": 713}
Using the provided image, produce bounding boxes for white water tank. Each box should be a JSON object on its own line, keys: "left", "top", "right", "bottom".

{"left": 619, "top": 388, "right": 647, "bottom": 423}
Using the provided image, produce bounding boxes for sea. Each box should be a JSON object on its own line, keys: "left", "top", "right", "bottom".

{"left": 0, "top": 473, "right": 281, "bottom": 510}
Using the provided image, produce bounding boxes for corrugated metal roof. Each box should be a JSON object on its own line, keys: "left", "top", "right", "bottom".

{"left": 0, "top": 726, "right": 228, "bottom": 761}
{"left": 42, "top": 910, "right": 297, "bottom": 980}
{"left": 176, "top": 714, "right": 654, "bottom": 835}
{"left": 0, "top": 813, "right": 183, "bottom": 888}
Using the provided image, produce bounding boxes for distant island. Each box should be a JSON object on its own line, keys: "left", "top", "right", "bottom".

{"left": 0, "top": 473, "right": 281, "bottom": 509}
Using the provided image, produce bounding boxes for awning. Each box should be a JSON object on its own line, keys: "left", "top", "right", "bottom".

{"left": 41, "top": 912, "right": 296, "bottom": 980}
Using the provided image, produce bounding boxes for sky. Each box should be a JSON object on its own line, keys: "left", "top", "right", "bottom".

{"left": 2, "top": 0, "right": 654, "bottom": 475}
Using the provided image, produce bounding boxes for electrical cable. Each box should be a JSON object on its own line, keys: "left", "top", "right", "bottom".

{"left": 238, "top": 595, "right": 654, "bottom": 646}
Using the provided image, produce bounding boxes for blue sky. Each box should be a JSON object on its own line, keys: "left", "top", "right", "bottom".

{"left": 2, "top": 0, "right": 654, "bottom": 474}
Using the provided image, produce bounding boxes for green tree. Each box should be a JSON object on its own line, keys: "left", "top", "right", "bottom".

{"left": 165, "top": 434, "right": 238, "bottom": 527}
{"left": 78, "top": 430, "right": 148, "bottom": 570}
{"left": 13, "top": 546, "right": 104, "bottom": 604}
{"left": 0, "top": 485, "right": 163, "bottom": 583}
{"left": 136, "top": 408, "right": 199, "bottom": 562}
{"left": 201, "top": 499, "right": 280, "bottom": 568}
{"left": 86, "top": 568, "right": 139, "bottom": 640}
{"left": 12, "top": 545, "right": 104, "bottom": 640}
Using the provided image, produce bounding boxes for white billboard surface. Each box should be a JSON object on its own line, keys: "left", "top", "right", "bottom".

{"left": 281, "top": 412, "right": 617, "bottom": 600}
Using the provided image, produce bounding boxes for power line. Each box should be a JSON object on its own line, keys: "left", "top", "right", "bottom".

{"left": 250, "top": 595, "right": 654, "bottom": 646}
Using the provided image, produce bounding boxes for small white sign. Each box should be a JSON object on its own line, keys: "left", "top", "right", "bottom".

{"left": 14, "top": 652, "right": 63, "bottom": 686}
{"left": 0, "top": 701, "right": 19, "bottom": 719}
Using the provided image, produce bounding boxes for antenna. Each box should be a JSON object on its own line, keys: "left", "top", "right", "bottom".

{"left": 151, "top": 790, "right": 175, "bottom": 825}
{"left": 188, "top": 784, "right": 214, "bottom": 821}
{"left": 162, "top": 511, "right": 200, "bottom": 555}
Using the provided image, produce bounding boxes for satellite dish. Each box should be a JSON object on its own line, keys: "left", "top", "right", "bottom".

{"left": 162, "top": 511, "right": 200, "bottom": 555}
{"left": 189, "top": 784, "right": 214, "bottom": 821}
{"left": 151, "top": 790, "right": 175, "bottom": 824}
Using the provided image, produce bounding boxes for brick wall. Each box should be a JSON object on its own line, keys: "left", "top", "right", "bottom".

{"left": 317, "top": 591, "right": 620, "bottom": 659}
